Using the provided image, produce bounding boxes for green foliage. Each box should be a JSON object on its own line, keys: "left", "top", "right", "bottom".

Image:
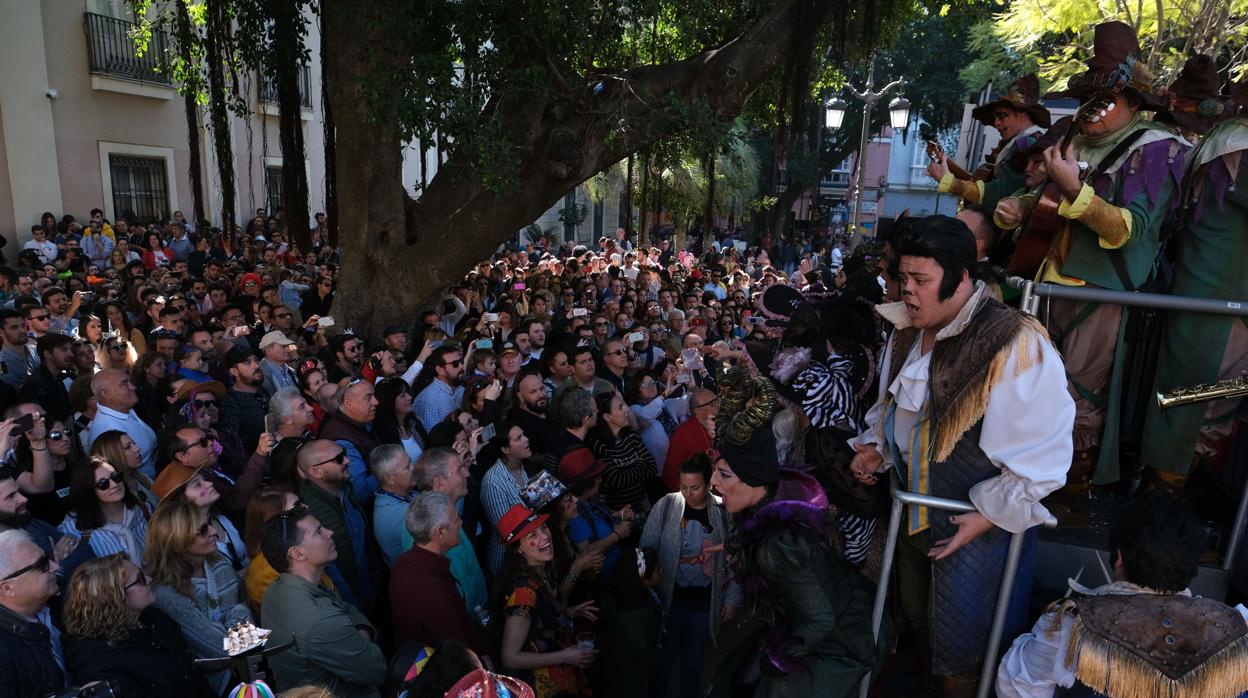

{"left": 964, "top": 0, "right": 1248, "bottom": 92}
{"left": 559, "top": 201, "right": 589, "bottom": 229}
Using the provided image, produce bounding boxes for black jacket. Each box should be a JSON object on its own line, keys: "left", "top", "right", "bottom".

{"left": 18, "top": 365, "right": 72, "bottom": 423}
{"left": 0, "top": 604, "right": 66, "bottom": 697}
{"left": 64, "top": 607, "right": 215, "bottom": 698}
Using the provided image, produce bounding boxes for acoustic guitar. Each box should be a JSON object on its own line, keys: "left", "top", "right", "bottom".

{"left": 1006, "top": 95, "right": 1114, "bottom": 278}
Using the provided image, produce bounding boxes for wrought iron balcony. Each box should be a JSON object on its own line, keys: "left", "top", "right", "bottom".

{"left": 260, "top": 65, "right": 313, "bottom": 109}
{"left": 85, "top": 12, "right": 171, "bottom": 85}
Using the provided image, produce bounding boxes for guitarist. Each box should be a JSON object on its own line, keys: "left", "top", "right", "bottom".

{"left": 992, "top": 118, "right": 1074, "bottom": 243}
{"left": 1035, "top": 21, "right": 1188, "bottom": 523}
{"left": 927, "top": 74, "right": 1050, "bottom": 211}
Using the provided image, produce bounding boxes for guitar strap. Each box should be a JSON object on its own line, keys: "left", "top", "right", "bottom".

{"left": 1085, "top": 128, "right": 1152, "bottom": 292}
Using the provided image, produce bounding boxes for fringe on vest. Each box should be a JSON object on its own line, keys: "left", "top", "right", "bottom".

{"left": 931, "top": 314, "right": 1050, "bottom": 462}
{"left": 1060, "top": 607, "right": 1248, "bottom": 698}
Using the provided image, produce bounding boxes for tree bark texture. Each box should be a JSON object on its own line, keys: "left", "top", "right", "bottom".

{"left": 204, "top": 0, "right": 236, "bottom": 234}
{"left": 174, "top": 1, "right": 206, "bottom": 225}
{"left": 272, "top": 0, "right": 311, "bottom": 250}
{"left": 324, "top": 0, "right": 847, "bottom": 339}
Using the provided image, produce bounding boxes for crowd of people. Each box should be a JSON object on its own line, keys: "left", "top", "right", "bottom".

{"left": 0, "top": 19, "right": 1246, "bottom": 698}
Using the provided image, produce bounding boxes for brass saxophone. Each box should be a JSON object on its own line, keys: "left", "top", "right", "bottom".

{"left": 1156, "top": 374, "right": 1248, "bottom": 409}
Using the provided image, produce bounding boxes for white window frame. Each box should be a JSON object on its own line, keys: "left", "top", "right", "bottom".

{"left": 98, "top": 141, "right": 178, "bottom": 223}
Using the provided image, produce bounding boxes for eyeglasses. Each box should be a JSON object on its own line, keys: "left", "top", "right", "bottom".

{"left": 94, "top": 471, "right": 124, "bottom": 491}
{"left": 125, "top": 571, "right": 149, "bottom": 590}
{"left": 2, "top": 552, "right": 51, "bottom": 581}
{"left": 274, "top": 313, "right": 292, "bottom": 319}
{"left": 640, "top": 379, "right": 657, "bottom": 388}
{"left": 193, "top": 400, "right": 218, "bottom": 410}
{"left": 691, "top": 396, "right": 720, "bottom": 410}
{"left": 177, "top": 436, "right": 213, "bottom": 453}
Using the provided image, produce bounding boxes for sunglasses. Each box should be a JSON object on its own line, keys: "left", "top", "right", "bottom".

{"left": 443, "top": 358, "right": 463, "bottom": 368}
{"left": 48, "top": 430, "right": 64, "bottom": 441}
{"left": 125, "top": 570, "right": 149, "bottom": 590}
{"left": 196, "top": 521, "right": 215, "bottom": 538}
{"left": 2, "top": 552, "right": 51, "bottom": 581}
{"left": 193, "top": 400, "right": 218, "bottom": 410}
{"left": 30, "top": 314, "right": 49, "bottom": 321}
{"left": 94, "top": 471, "right": 124, "bottom": 491}
{"left": 108, "top": 343, "right": 128, "bottom": 353}
{"left": 309, "top": 450, "right": 347, "bottom": 469}
{"left": 177, "top": 436, "right": 213, "bottom": 453}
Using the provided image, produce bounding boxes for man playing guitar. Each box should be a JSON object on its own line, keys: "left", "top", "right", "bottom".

{"left": 927, "top": 74, "right": 1050, "bottom": 212}
{"left": 1032, "top": 21, "right": 1188, "bottom": 523}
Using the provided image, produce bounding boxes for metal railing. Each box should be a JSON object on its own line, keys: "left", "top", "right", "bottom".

{"left": 1004, "top": 272, "right": 1248, "bottom": 574}
{"left": 260, "top": 64, "right": 313, "bottom": 109}
{"left": 85, "top": 12, "right": 170, "bottom": 85}
{"left": 860, "top": 485, "right": 1058, "bottom": 698}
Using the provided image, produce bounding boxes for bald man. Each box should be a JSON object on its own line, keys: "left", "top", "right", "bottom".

{"left": 296, "top": 439, "right": 373, "bottom": 611}
{"left": 86, "top": 368, "right": 158, "bottom": 477}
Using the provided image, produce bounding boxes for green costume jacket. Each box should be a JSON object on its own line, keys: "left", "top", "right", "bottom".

{"left": 1141, "top": 117, "right": 1248, "bottom": 472}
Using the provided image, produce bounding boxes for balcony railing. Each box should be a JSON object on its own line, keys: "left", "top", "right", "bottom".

{"left": 260, "top": 65, "right": 313, "bottom": 109}
{"left": 85, "top": 12, "right": 171, "bottom": 85}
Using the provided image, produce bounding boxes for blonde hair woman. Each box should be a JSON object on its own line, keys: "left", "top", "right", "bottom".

{"left": 143, "top": 499, "right": 252, "bottom": 694}
{"left": 62, "top": 553, "right": 216, "bottom": 697}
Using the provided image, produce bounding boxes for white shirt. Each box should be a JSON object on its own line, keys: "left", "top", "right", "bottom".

{"left": 850, "top": 283, "right": 1074, "bottom": 533}
{"left": 24, "top": 239, "right": 58, "bottom": 264}
{"left": 996, "top": 580, "right": 1248, "bottom": 698}
{"left": 87, "top": 404, "right": 158, "bottom": 478}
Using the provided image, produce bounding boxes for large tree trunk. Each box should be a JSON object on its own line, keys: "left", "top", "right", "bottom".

{"left": 272, "top": 0, "right": 311, "bottom": 250}
{"left": 703, "top": 155, "right": 716, "bottom": 253}
{"left": 204, "top": 0, "right": 236, "bottom": 234}
{"left": 320, "top": 10, "right": 338, "bottom": 247}
{"left": 325, "top": 0, "right": 849, "bottom": 339}
{"left": 174, "top": 1, "right": 205, "bottom": 225}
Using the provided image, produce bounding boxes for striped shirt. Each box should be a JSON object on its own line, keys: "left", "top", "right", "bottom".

{"left": 59, "top": 505, "right": 148, "bottom": 565}
{"left": 481, "top": 460, "right": 525, "bottom": 574}
{"left": 592, "top": 430, "right": 656, "bottom": 510}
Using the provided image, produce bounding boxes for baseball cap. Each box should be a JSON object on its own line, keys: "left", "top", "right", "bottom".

{"left": 223, "top": 345, "right": 260, "bottom": 369}
{"left": 258, "top": 330, "right": 296, "bottom": 350}
{"left": 498, "top": 341, "right": 520, "bottom": 357}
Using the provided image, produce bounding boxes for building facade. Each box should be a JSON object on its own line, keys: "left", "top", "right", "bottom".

{"left": 0, "top": 0, "right": 329, "bottom": 245}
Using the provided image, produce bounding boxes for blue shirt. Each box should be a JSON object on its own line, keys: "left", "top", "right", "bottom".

{"left": 87, "top": 405, "right": 157, "bottom": 478}
{"left": 374, "top": 490, "right": 414, "bottom": 567}
{"left": 569, "top": 499, "right": 621, "bottom": 576}
{"left": 412, "top": 379, "right": 464, "bottom": 433}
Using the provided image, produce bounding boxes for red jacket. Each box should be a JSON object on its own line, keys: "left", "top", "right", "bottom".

{"left": 389, "top": 545, "right": 483, "bottom": 653}
{"left": 662, "top": 417, "right": 713, "bottom": 491}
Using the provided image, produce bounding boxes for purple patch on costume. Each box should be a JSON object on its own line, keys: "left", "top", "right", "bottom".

{"left": 1117, "top": 139, "right": 1188, "bottom": 212}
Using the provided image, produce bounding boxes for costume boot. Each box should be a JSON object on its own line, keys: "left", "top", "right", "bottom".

{"left": 1045, "top": 448, "right": 1094, "bottom": 527}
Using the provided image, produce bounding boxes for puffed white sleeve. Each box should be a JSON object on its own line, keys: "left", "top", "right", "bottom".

{"left": 996, "top": 608, "right": 1078, "bottom": 698}
{"left": 969, "top": 328, "right": 1074, "bottom": 533}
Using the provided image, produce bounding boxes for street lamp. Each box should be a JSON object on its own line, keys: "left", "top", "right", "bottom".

{"left": 888, "top": 96, "right": 912, "bottom": 132}
{"left": 823, "top": 52, "right": 908, "bottom": 248}
{"left": 824, "top": 97, "right": 848, "bottom": 130}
